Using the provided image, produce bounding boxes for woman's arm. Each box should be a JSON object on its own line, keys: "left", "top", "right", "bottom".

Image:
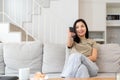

{"left": 88, "top": 48, "right": 98, "bottom": 62}
{"left": 67, "top": 29, "right": 75, "bottom": 48}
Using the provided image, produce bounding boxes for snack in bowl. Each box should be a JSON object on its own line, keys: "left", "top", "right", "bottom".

{"left": 34, "top": 72, "right": 45, "bottom": 80}
{"left": 30, "top": 72, "right": 46, "bottom": 80}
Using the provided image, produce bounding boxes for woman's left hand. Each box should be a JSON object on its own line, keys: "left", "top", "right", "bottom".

{"left": 88, "top": 48, "right": 97, "bottom": 62}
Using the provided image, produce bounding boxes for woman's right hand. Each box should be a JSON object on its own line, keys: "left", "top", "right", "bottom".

{"left": 67, "top": 29, "right": 75, "bottom": 38}
{"left": 67, "top": 28, "right": 75, "bottom": 48}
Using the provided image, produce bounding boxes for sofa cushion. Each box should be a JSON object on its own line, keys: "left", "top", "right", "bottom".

{"left": 3, "top": 41, "right": 43, "bottom": 74}
{"left": 96, "top": 43, "right": 120, "bottom": 72}
{"left": 42, "top": 43, "right": 66, "bottom": 73}
{"left": 45, "top": 73, "right": 61, "bottom": 78}
{"left": 95, "top": 72, "right": 115, "bottom": 78}
{"left": 0, "top": 43, "right": 5, "bottom": 75}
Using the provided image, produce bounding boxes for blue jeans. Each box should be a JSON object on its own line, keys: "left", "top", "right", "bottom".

{"left": 61, "top": 53, "right": 99, "bottom": 78}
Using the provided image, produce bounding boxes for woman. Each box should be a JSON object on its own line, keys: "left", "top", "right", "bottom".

{"left": 61, "top": 19, "right": 99, "bottom": 78}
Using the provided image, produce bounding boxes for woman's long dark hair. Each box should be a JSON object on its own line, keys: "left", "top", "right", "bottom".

{"left": 73, "top": 19, "right": 89, "bottom": 43}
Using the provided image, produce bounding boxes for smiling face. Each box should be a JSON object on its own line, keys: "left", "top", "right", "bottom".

{"left": 75, "top": 21, "right": 87, "bottom": 38}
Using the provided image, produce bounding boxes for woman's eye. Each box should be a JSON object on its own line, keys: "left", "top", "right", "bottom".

{"left": 81, "top": 25, "right": 84, "bottom": 28}
{"left": 76, "top": 26, "right": 79, "bottom": 29}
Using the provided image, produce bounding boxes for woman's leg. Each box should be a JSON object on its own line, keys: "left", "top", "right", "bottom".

{"left": 61, "top": 53, "right": 99, "bottom": 77}
{"left": 81, "top": 54, "right": 99, "bottom": 77}
{"left": 61, "top": 53, "right": 82, "bottom": 78}
{"left": 75, "top": 64, "right": 89, "bottom": 78}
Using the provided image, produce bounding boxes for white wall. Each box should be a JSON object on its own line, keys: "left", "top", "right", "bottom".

{"left": 0, "top": 0, "right": 3, "bottom": 22}
{"left": 26, "top": 0, "right": 79, "bottom": 44}
{"left": 4, "top": 0, "right": 32, "bottom": 25}
{"left": 40, "top": 0, "right": 79, "bottom": 44}
{"left": 79, "top": 0, "right": 106, "bottom": 30}
{"left": 0, "top": 0, "right": 2, "bottom": 12}
{"left": 3, "top": 0, "right": 79, "bottom": 44}
{"left": 79, "top": 0, "right": 93, "bottom": 27}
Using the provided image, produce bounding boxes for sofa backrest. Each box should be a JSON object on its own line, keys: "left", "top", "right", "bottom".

{"left": 1, "top": 42, "right": 120, "bottom": 75}
{"left": 0, "top": 42, "right": 66, "bottom": 75}
{"left": 3, "top": 41, "right": 43, "bottom": 75}
{"left": 96, "top": 43, "right": 120, "bottom": 73}
{"left": 42, "top": 43, "right": 66, "bottom": 74}
{"left": 65, "top": 43, "right": 120, "bottom": 73}
{"left": 0, "top": 43, "right": 5, "bottom": 75}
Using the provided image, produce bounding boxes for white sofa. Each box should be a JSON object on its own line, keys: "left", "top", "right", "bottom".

{"left": 0, "top": 41, "right": 120, "bottom": 78}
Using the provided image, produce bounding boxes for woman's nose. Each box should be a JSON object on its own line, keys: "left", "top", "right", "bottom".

{"left": 78, "top": 27, "right": 82, "bottom": 30}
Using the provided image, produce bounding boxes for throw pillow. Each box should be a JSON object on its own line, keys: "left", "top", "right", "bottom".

{"left": 42, "top": 43, "right": 66, "bottom": 73}
{"left": 96, "top": 43, "right": 120, "bottom": 72}
{"left": 3, "top": 41, "right": 43, "bottom": 74}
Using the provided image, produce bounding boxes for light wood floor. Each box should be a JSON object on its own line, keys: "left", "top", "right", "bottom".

{"left": 48, "top": 78, "right": 115, "bottom": 80}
